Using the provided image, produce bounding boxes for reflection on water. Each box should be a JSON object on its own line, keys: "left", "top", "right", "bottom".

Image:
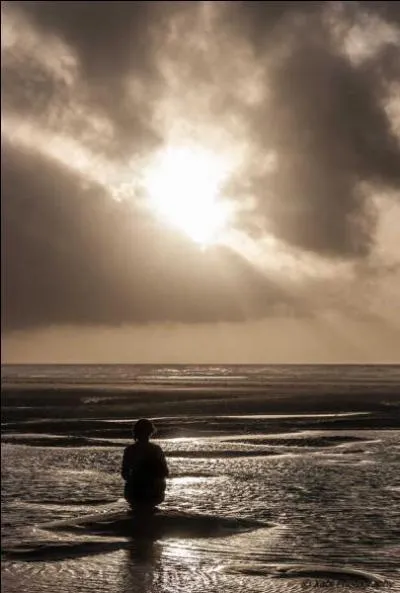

{"left": 121, "top": 539, "right": 162, "bottom": 593}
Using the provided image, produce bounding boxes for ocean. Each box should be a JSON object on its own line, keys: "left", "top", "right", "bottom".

{"left": 1, "top": 364, "right": 400, "bottom": 593}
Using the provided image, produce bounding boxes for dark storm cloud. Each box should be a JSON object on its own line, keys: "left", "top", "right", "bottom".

{"left": 225, "top": 1, "right": 400, "bottom": 257}
{"left": 2, "top": 51, "right": 68, "bottom": 121}
{"left": 357, "top": 1, "right": 400, "bottom": 26}
{"left": 226, "top": 0, "right": 321, "bottom": 46}
{"left": 13, "top": 1, "right": 165, "bottom": 80}
{"left": 4, "top": 1, "right": 187, "bottom": 159}
{"left": 250, "top": 37, "right": 399, "bottom": 256}
{"left": 1, "top": 143, "right": 294, "bottom": 331}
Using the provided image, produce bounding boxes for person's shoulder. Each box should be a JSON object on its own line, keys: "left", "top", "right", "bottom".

{"left": 149, "top": 442, "right": 164, "bottom": 453}
{"left": 124, "top": 443, "right": 136, "bottom": 453}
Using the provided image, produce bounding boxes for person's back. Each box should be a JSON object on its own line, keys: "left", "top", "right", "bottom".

{"left": 122, "top": 419, "right": 169, "bottom": 510}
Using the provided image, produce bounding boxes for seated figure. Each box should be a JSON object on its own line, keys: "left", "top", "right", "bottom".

{"left": 121, "top": 418, "right": 169, "bottom": 511}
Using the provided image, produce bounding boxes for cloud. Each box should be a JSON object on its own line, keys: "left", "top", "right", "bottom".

{"left": 2, "top": 142, "right": 299, "bottom": 330}
{"left": 2, "top": 1, "right": 400, "bottom": 334}
{"left": 224, "top": 1, "right": 400, "bottom": 257}
{"left": 359, "top": 1, "right": 400, "bottom": 26}
{"left": 2, "top": 1, "right": 187, "bottom": 160}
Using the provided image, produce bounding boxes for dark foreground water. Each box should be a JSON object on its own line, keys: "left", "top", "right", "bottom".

{"left": 2, "top": 364, "right": 400, "bottom": 593}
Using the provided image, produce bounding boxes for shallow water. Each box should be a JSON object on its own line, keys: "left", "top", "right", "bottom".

{"left": 2, "top": 364, "right": 400, "bottom": 592}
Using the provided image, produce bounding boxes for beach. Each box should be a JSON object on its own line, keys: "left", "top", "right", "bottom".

{"left": 2, "top": 364, "right": 400, "bottom": 592}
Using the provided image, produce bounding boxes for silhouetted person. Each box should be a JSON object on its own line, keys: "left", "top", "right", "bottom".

{"left": 122, "top": 419, "right": 169, "bottom": 512}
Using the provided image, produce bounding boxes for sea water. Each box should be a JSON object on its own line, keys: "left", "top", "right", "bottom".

{"left": 2, "top": 364, "right": 400, "bottom": 592}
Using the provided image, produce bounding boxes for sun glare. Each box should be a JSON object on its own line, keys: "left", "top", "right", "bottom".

{"left": 144, "top": 145, "right": 232, "bottom": 245}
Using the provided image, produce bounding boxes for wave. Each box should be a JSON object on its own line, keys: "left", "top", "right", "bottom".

{"left": 0, "top": 431, "right": 373, "bottom": 452}
{"left": 1, "top": 435, "right": 122, "bottom": 448}
{"left": 228, "top": 562, "right": 391, "bottom": 587}
{"left": 8, "top": 498, "right": 118, "bottom": 508}
{"left": 223, "top": 435, "right": 366, "bottom": 447}
{"left": 274, "top": 564, "right": 391, "bottom": 586}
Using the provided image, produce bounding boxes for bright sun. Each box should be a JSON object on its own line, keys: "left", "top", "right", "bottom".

{"left": 144, "top": 145, "right": 232, "bottom": 245}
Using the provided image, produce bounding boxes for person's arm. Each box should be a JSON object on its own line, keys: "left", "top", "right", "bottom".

{"left": 158, "top": 448, "right": 169, "bottom": 478}
{"left": 121, "top": 447, "right": 130, "bottom": 481}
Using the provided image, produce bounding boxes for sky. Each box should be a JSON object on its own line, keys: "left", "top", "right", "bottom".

{"left": 2, "top": 1, "right": 400, "bottom": 364}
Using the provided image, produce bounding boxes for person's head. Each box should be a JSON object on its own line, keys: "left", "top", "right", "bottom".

{"left": 133, "top": 418, "right": 155, "bottom": 442}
